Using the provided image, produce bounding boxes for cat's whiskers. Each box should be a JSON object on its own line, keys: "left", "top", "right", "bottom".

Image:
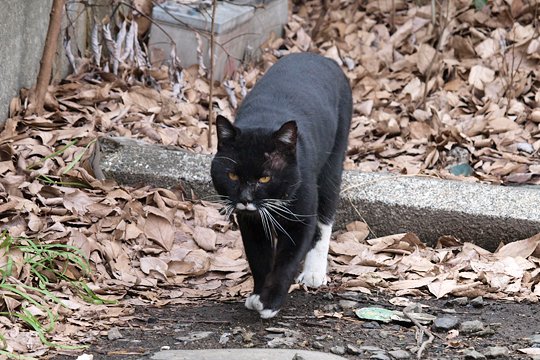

{"left": 212, "top": 156, "right": 238, "bottom": 164}
{"left": 262, "top": 200, "right": 315, "bottom": 223}
{"left": 204, "top": 195, "right": 234, "bottom": 208}
{"left": 263, "top": 203, "right": 305, "bottom": 223}
{"left": 259, "top": 208, "right": 276, "bottom": 251}
{"left": 262, "top": 208, "right": 296, "bottom": 246}
{"left": 215, "top": 197, "right": 236, "bottom": 220}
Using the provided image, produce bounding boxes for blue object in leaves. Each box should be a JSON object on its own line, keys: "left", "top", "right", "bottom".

{"left": 449, "top": 163, "right": 474, "bottom": 177}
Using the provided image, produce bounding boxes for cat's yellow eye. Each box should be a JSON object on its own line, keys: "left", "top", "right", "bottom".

{"left": 228, "top": 172, "right": 239, "bottom": 181}
{"left": 259, "top": 176, "right": 271, "bottom": 184}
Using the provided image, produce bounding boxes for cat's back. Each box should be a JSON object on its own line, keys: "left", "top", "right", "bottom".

{"left": 236, "top": 52, "right": 351, "bottom": 124}
{"left": 261, "top": 52, "right": 345, "bottom": 85}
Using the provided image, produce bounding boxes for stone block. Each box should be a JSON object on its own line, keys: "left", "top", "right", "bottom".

{"left": 148, "top": 0, "right": 288, "bottom": 80}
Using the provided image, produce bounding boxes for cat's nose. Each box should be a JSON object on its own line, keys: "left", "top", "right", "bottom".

{"left": 239, "top": 188, "right": 253, "bottom": 203}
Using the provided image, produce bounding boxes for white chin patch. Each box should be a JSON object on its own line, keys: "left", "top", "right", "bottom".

{"left": 236, "top": 203, "right": 257, "bottom": 211}
{"left": 245, "top": 294, "right": 263, "bottom": 311}
{"left": 296, "top": 221, "right": 332, "bottom": 288}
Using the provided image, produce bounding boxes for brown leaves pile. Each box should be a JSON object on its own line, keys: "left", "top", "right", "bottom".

{"left": 330, "top": 222, "right": 540, "bottom": 302}
{"left": 1, "top": 0, "right": 540, "bottom": 355}
{"left": 276, "top": 0, "right": 540, "bottom": 184}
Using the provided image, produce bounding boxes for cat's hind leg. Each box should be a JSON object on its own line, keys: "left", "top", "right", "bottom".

{"left": 296, "top": 221, "right": 331, "bottom": 287}
{"left": 297, "top": 144, "right": 347, "bottom": 288}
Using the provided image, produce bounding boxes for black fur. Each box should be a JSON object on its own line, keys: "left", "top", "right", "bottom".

{"left": 211, "top": 52, "right": 352, "bottom": 315}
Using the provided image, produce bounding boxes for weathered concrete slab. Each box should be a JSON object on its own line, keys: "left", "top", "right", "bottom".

{"left": 149, "top": 0, "right": 288, "bottom": 80}
{"left": 0, "top": 0, "right": 52, "bottom": 124}
{"left": 95, "top": 136, "right": 540, "bottom": 251}
{"left": 0, "top": 0, "right": 91, "bottom": 126}
{"left": 149, "top": 348, "right": 347, "bottom": 360}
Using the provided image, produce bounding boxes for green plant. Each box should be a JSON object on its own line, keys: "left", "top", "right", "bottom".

{"left": 26, "top": 138, "right": 96, "bottom": 188}
{"left": 0, "top": 231, "right": 115, "bottom": 354}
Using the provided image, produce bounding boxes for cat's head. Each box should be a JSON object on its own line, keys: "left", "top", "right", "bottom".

{"left": 210, "top": 115, "right": 300, "bottom": 214}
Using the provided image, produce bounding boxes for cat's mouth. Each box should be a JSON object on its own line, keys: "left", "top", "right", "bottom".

{"left": 235, "top": 203, "right": 257, "bottom": 212}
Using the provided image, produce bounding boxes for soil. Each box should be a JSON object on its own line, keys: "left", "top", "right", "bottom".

{"left": 54, "top": 290, "right": 539, "bottom": 359}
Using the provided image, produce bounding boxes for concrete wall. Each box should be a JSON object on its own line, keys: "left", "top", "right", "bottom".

{"left": 0, "top": 0, "right": 53, "bottom": 125}
{"left": 0, "top": 0, "right": 102, "bottom": 127}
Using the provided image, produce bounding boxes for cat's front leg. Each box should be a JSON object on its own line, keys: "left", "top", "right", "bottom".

{"left": 257, "top": 219, "right": 317, "bottom": 318}
{"left": 236, "top": 215, "right": 273, "bottom": 312}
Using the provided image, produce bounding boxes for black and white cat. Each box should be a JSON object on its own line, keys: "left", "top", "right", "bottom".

{"left": 211, "top": 52, "right": 352, "bottom": 318}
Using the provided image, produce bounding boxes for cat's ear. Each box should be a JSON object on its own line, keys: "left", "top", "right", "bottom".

{"left": 216, "top": 115, "right": 237, "bottom": 147}
{"left": 273, "top": 121, "right": 297, "bottom": 152}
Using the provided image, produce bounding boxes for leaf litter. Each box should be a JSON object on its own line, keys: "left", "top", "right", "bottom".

{"left": 1, "top": 0, "right": 540, "bottom": 356}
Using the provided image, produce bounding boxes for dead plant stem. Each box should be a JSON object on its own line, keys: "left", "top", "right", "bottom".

{"left": 208, "top": 0, "right": 218, "bottom": 149}
{"left": 29, "top": 0, "right": 66, "bottom": 115}
{"left": 403, "top": 307, "right": 435, "bottom": 359}
{"left": 420, "top": 0, "right": 450, "bottom": 108}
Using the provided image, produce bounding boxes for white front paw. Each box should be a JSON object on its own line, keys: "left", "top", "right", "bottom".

{"left": 245, "top": 294, "right": 263, "bottom": 311}
{"left": 297, "top": 271, "right": 327, "bottom": 288}
{"left": 259, "top": 309, "right": 279, "bottom": 319}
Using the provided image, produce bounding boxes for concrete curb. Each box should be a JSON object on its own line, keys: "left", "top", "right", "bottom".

{"left": 148, "top": 349, "right": 348, "bottom": 360}
{"left": 95, "top": 137, "right": 540, "bottom": 251}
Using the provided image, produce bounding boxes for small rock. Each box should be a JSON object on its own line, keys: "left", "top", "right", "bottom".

{"left": 370, "top": 353, "right": 391, "bottom": 360}
{"left": 330, "top": 345, "right": 346, "bottom": 355}
{"left": 432, "top": 316, "right": 459, "bottom": 332}
{"left": 362, "top": 321, "right": 381, "bottom": 329}
{"left": 267, "top": 336, "right": 297, "bottom": 348}
{"left": 219, "top": 333, "right": 230, "bottom": 345}
{"left": 312, "top": 341, "right": 324, "bottom": 350}
{"left": 176, "top": 331, "right": 213, "bottom": 342}
{"left": 379, "top": 330, "right": 389, "bottom": 339}
{"left": 76, "top": 354, "right": 93, "bottom": 360}
{"left": 470, "top": 296, "right": 485, "bottom": 308}
{"left": 360, "top": 345, "right": 384, "bottom": 353}
{"left": 340, "top": 291, "right": 363, "bottom": 301}
{"left": 160, "top": 346, "right": 170, "bottom": 351}
{"left": 517, "top": 142, "right": 534, "bottom": 154}
{"left": 448, "top": 297, "right": 468, "bottom": 306}
{"left": 107, "top": 327, "right": 123, "bottom": 341}
{"left": 322, "top": 293, "right": 334, "bottom": 300}
{"left": 346, "top": 344, "right": 362, "bottom": 354}
{"left": 484, "top": 346, "right": 509, "bottom": 358}
{"left": 529, "top": 334, "right": 540, "bottom": 344}
{"left": 339, "top": 299, "right": 359, "bottom": 309}
{"left": 315, "top": 334, "right": 333, "bottom": 341}
{"left": 388, "top": 349, "right": 411, "bottom": 359}
{"left": 464, "top": 348, "right": 487, "bottom": 360}
{"left": 461, "top": 320, "right": 485, "bottom": 334}
{"left": 292, "top": 354, "right": 306, "bottom": 360}
{"left": 323, "top": 304, "right": 340, "bottom": 312}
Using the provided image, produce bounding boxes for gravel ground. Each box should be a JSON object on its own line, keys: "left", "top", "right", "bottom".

{"left": 54, "top": 291, "right": 540, "bottom": 359}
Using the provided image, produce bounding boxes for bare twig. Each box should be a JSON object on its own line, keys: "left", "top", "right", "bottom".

{"left": 311, "top": 0, "right": 328, "bottom": 39}
{"left": 91, "top": 22, "right": 102, "bottom": 66}
{"left": 223, "top": 80, "right": 238, "bottom": 109}
{"left": 28, "top": 0, "right": 66, "bottom": 115}
{"left": 420, "top": 0, "right": 451, "bottom": 108}
{"left": 403, "top": 307, "right": 435, "bottom": 359}
{"left": 207, "top": 0, "right": 218, "bottom": 149}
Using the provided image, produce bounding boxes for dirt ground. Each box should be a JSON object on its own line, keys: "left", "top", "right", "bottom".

{"left": 53, "top": 290, "right": 539, "bottom": 360}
